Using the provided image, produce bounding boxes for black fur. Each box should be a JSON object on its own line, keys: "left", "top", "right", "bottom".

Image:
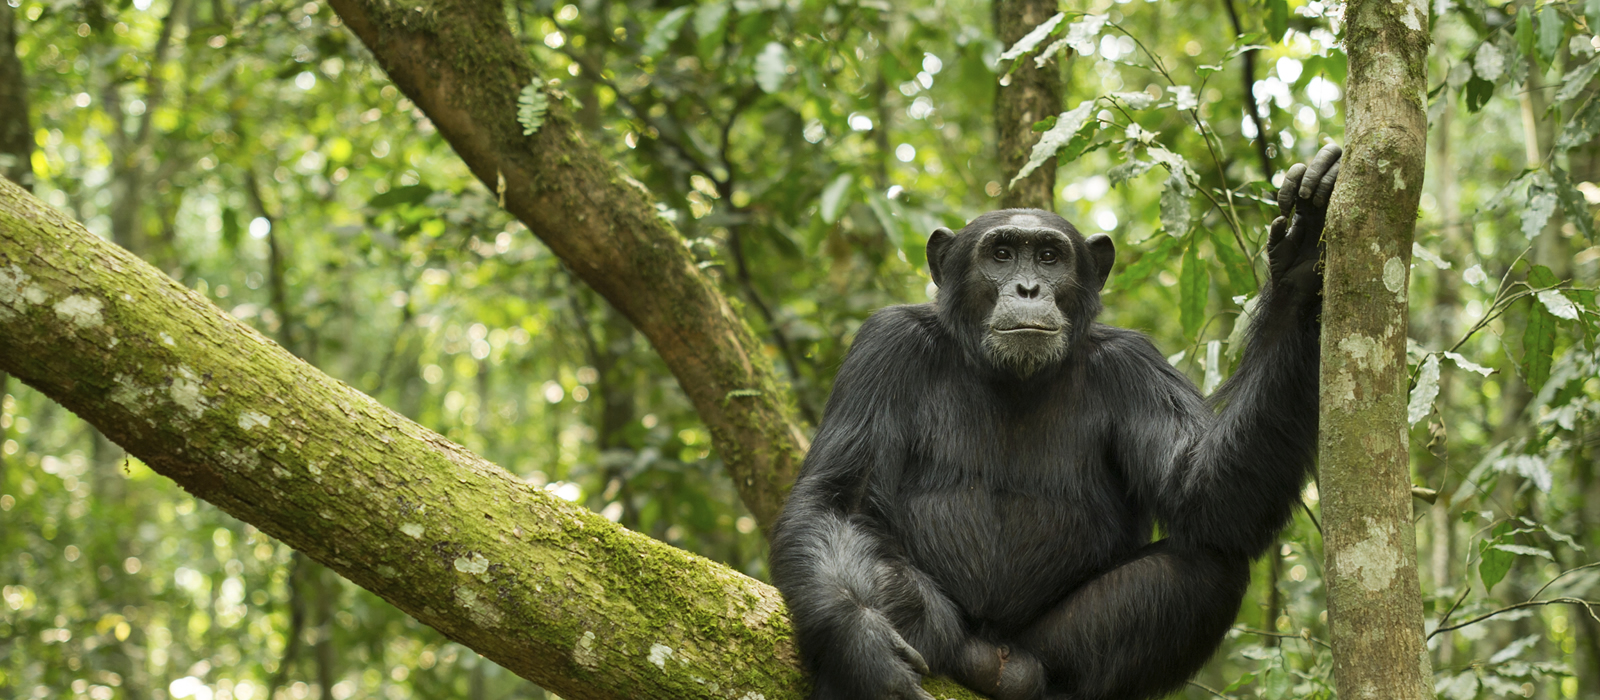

{"left": 770, "top": 146, "right": 1341, "bottom": 700}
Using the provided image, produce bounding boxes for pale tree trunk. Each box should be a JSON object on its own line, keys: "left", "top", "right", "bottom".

{"left": 1316, "top": 0, "right": 1434, "bottom": 698}
{"left": 323, "top": 0, "right": 805, "bottom": 529}
{"left": 995, "top": 0, "right": 1063, "bottom": 211}
{"left": 0, "top": 177, "right": 985, "bottom": 700}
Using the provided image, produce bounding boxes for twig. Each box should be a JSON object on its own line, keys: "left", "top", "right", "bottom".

{"left": 1530, "top": 562, "right": 1600, "bottom": 601}
{"left": 1188, "top": 680, "right": 1234, "bottom": 699}
{"left": 1432, "top": 585, "right": 1473, "bottom": 636}
{"left": 1429, "top": 597, "right": 1600, "bottom": 638}
{"left": 1233, "top": 625, "right": 1333, "bottom": 650}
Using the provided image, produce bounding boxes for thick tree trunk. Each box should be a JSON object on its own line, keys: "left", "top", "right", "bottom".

{"left": 1315, "top": 0, "right": 1434, "bottom": 698}
{"left": 322, "top": 0, "right": 804, "bottom": 528}
{"left": 0, "top": 178, "right": 983, "bottom": 700}
{"left": 995, "top": 0, "right": 1063, "bottom": 211}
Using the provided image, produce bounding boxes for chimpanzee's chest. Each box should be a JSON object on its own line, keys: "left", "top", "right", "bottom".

{"left": 873, "top": 376, "right": 1147, "bottom": 629}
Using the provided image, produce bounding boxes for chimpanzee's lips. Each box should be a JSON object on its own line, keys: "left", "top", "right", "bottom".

{"left": 994, "top": 324, "right": 1062, "bottom": 334}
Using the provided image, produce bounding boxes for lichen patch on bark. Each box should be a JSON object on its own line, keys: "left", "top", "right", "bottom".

{"left": 1340, "top": 517, "right": 1402, "bottom": 592}
{"left": 53, "top": 294, "right": 103, "bottom": 327}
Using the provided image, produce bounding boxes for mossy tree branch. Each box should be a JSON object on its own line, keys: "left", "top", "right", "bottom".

{"left": 321, "top": 0, "right": 805, "bottom": 529}
{"left": 0, "top": 179, "right": 985, "bottom": 700}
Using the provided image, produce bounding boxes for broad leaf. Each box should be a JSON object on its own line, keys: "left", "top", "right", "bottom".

{"left": 1266, "top": 0, "right": 1289, "bottom": 41}
{"left": 1538, "top": 7, "right": 1565, "bottom": 67}
{"left": 642, "top": 7, "right": 693, "bottom": 58}
{"left": 1479, "top": 522, "right": 1515, "bottom": 591}
{"left": 999, "top": 13, "right": 1066, "bottom": 61}
{"left": 1521, "top": 186, "right": 1558, "bottom": 239}
{"left": 1407, "top": 354, "right": 1440, "bottom": 425}
{"left": 1522, "top": 295, "right": 1557, "bottom": 392}
{"left": 1009, "top": 101, "right": 1096, "bottom": 187}
{"left": 819, "top": 173, "right": 854, "bottom": 224}
{"left": 1180, "top": 238, "right": 1205, "bottom": 338}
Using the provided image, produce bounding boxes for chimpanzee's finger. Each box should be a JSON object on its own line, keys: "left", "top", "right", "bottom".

{"left": 1313, "top": 161, "right": 1341, "bottom": 209}
{"left": 1268, "top": 216, "right": 1289, "bottom": 253}
{"left": 1299, "top": 144, "right": 1343, "bottom": 201}
{"left": 893, "top": 633, "right": 931, "bottom": 676}
{"left": 1278, "top": 163, "right": 1307, "bottom": 217}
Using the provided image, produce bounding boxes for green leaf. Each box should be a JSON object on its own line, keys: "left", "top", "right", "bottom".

{"left": 1554, "top": 58, "right": 1600, "bottom": 105}
{"left": 1009, "top": 100, "right": 1096, "bottom": 187}
{"left": 1551, "top": 166, "right": 1597, "bottom": 241}
{"left": 1107, "top": 159, "right": 1155, "bottom": 186}
{"left": 1521, "top": 185, "right": 1558, "bottom": 239}
{"left": 693, "top": 2, "right": 728, "bottom": 40}
{"left": 1479, "top": 522, "right": 1516, "bottom": 591}
{"left": 1528, "top": 264, "right": 1560, "bottom": 288}
{"left": 1266, "top": 0, "right": 1289, "bottom": 42}
{"left": 1031, "top": 115, "right": 1057, "bottom": 133}
{"left": 999, "top": 12, "right": 1066, "bottom": 61}
{"left": 1180, "top": 237, "right": 1206, "bottom": 338}
{"left": 1407, "top": 355, "right": 1441, "bottom": 425}
{"left": 1209, "top": 228, "right": 1253, "bottom": 299}
{"left": 517, "top": 83, "right": 548, "bottom": 136}
{"left": 1516, "top": 8, "right": 1536, "bottom": 63}
{"left": 1556, "top": 96, "right": 1600, "bottom": 151}
{"left": 1465, "top": 76, "right": 1496, "bottom": 112}
{"left": 1537, "top": 7, "right": 1565, "bottom": 68}
{"left": 1110, "top": 234, "right": 1181, "bottom": 291}
{"left": 819, "top": 173, "right": 853, "bottom": 224}
{"left": 1522, "top": 295, "right": 1557, "bottom": 393}
{"left": 642, "top": 6, "right": 693, "bottom": 58}
{"left": 755, "top": 42, "right": 790, "bottom": 94}
{"left": 369, "top": 184, "right": 434, "bottom": 208}
{"left": 221, "top": 208, "right": 241, "bottom": 250}
{"left": 1158, "top": 169, "right": 1193, "bottom": 236}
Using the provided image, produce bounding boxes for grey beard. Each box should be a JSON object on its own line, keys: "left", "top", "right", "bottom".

{"left": 981, "top": 322, "right": 1070, "bottom": 377}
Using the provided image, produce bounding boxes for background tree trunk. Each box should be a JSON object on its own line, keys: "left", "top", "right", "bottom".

{"left": 0, "top": 0, "right": 32, "bottom": 492}
{"left": 994, "top": 0, "right": 1063, "bottom": 211}
{"left": 0, "top": 177, "right": 983, "bottom": 700}
{"left": 1315, "top": 0, "right": 1434, "bottom": 698}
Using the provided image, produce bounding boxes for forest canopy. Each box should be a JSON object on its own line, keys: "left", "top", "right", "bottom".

{"left": 0, "top": 0, "right": 1598, "bottom": 698}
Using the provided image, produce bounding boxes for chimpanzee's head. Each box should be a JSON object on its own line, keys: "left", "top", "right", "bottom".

{"left": 927, "top": 209, "right": 1115, "bottom": 377}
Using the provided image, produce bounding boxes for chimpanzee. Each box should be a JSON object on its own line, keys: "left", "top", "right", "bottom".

{"left": 770, "top": 145, "right": 1343, "bottom": 700}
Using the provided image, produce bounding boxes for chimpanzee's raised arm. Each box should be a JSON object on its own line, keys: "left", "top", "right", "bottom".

{"left": 1116, "top": 144, "right": 1340, "bottom": 558}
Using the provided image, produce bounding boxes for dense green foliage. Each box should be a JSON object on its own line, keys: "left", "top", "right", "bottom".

{"left": 1, "top": 0, "right": 1598, "bottom": 698}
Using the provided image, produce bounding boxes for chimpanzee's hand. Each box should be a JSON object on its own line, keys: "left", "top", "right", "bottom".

{"left": 837, "top": 612, "right": 936, "bottom": 700}
{"left": 1267, "top": 143, "right": 1341, "bottom": 301}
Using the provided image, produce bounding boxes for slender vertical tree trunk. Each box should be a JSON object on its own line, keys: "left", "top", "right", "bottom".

{"left": 1316, "top": 0, "right": 1433, "bottom": 698}
{"left": 0, "top": 0, "right": 32, "bottom": 481}
{"left": 995, "top": 0, "right": 1062, "bottom": 211}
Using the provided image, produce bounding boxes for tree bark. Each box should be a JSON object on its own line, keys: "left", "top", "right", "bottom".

{"left": 321, "top": 0, "right": 805, "bottom": 529}
{"left": 0, "top": 0, "right": 29, "bottom": 190}
{"left": 995, "top": 0, "right": 1063, "bottom": 211}
{"left": 0, "top": 0, "right": 33, "bottom": 487}
{"left": 1315, "top": 0, "right": 1434, "bottom": 698}
{"left": 0, "top": 178, "right": 983, "bottom": 700}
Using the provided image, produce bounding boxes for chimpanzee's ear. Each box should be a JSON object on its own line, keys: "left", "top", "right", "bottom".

{"left": 927, "top": 227, "right": 955, "bottom": 287}
{"left": 1084, "top": 234, "right": 1116, "bottom": 290}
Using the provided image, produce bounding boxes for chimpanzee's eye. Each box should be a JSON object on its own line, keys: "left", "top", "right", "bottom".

{"left": 1039, "top": 249, "right": 1059, "bottom": 264}
{"left": 994, "top": 247, "right": 1014, "bottom": 262}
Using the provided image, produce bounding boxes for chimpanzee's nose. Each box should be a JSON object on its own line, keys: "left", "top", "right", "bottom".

{"left": 1016, "top": 282, "right": 1040, "bottom": 299}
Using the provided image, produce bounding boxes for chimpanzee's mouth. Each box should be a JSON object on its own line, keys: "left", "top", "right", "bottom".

{"left": 994, "top": 324, "right": 1062, "bottom": 334}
